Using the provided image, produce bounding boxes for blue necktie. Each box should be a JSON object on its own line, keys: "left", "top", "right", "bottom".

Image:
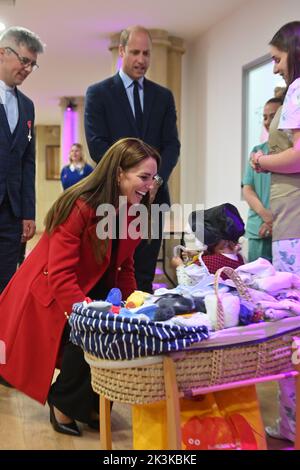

{"left": 133, "top": 80, "right": 143, "bottom": 137}
{"left": 5, "top": 88, "right": 18, "bottom": 133}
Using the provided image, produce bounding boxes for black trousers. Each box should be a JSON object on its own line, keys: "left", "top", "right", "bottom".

{"left": 134, "top": 238, "right": 162, "bottom": 293}
{"left": 18, "top": 241, "right": 27, "bottom": 266}
{"left": 0, "top": 198, "right": 22, "bottom": 293}
{"left": 48, "top": 326, "right": 99, "bottom": 423}
{"left": 47, "top": 273, "right": 111, "bottom": 422}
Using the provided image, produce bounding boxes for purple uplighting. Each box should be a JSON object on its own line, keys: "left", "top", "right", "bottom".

{"left": 116, "top": 56, "right": 122, "bottom": 71}
{"left": 62, "top": 108, "right": 79, "bottom": 164}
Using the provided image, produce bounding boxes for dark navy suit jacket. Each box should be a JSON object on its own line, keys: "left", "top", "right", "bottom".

{"left": 84, "top": 73, "right": 180, "bottom": 205}
{"left": 0, "top": 89, "right": 35, "bottom": 220}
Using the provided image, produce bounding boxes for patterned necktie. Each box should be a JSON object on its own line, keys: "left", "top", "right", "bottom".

{"left": 5, "top": 88, "right": 18, "bottom": 133}
{"left": 133, "top": 80, "right": 143, "bottom": 137}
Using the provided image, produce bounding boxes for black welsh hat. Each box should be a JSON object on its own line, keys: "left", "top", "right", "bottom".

{"left": 188, "top": 203, "right": 245, "bottom": 247}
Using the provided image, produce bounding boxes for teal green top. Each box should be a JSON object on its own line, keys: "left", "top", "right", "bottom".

{"left": 242, "top": 142, "right": 271, "bottom": 239}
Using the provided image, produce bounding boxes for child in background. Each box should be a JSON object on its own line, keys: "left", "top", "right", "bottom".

{"left": 172, "top": 203, "right": 245, "bottom": 286}
{"left": 242, "top": 97, "right": 283, "bottom": 263}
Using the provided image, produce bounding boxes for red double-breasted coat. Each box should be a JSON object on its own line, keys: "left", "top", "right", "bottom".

{"left": 0, "top": 200, "right": 140, "bottom": 403}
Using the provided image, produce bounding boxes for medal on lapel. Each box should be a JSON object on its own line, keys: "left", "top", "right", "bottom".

{"left": 27, "top": 120, "right": 32, "bottom": 141}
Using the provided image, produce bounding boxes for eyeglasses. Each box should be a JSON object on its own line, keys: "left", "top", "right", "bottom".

{"left": 5, "top": 46, "right": 39, "bottom": 72}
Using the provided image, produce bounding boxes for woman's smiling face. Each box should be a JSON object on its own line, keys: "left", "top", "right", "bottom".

{"left": 118, "top": 156, "right": 157, "bottom": 204}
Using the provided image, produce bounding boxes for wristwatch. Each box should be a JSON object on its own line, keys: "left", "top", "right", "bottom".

{"left": 154, "top": 174, "right": 164, "bottom": 187}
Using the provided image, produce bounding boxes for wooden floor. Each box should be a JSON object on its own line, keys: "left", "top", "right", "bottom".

{"left": 0, "top": 383, "right": 132, "bottom": 450}
{"left": 0, "top": 380, "right": 293, "bottom": 450}
{"left": 0, "top": 239, "right": 294, "bottom": 450}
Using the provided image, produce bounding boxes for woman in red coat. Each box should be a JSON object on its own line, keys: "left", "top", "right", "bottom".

{"left": 0, "top": 137, "right": 160, "bottom": 436}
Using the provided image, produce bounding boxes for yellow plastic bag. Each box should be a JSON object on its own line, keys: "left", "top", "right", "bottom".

{"left": 132, "top": 386, "right": 266, "bottom": 450}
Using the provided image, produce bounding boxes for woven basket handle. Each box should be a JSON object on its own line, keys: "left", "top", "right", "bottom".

{"left": 214, "top": 266, "right": 252, "bottom": 331}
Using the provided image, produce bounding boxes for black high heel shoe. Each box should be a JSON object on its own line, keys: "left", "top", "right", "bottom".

{"left": 49, "top": 403, "right": 81, "bottom": 437}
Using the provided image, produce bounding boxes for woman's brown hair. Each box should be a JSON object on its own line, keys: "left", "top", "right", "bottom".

{"left": 270, "top": 21, "right": 300, "bottom": 87}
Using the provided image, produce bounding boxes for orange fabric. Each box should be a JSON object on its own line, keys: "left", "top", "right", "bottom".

{"left": 133, "top": 386, "right": 266, "bottom": 450}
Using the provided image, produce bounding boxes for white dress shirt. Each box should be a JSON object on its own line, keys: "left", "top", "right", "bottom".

{"left": 0, "top": 79, "right": 19, "bottom": 132}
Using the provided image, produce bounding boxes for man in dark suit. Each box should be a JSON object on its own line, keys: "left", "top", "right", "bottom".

{"left": 85, "top": 26, "right": 180, "bottom": 293}
{"left": 0, "top": 27, "right": 44, "bottom": 293}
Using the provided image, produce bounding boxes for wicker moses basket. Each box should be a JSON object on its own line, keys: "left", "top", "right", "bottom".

{"left": 80, "top": 267, "right": 300, "bottom": 449}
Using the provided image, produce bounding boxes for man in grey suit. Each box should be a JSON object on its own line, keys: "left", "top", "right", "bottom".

{"left": 0, "top": 27, "right": 44, "bottom": 293}
{"left": 85, "top": 26, "right": 180, "bottom": 293}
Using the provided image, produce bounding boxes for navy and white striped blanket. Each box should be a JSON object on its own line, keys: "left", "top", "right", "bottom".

{"left": 69, "top": 303, "right": 209, "bottom": 360}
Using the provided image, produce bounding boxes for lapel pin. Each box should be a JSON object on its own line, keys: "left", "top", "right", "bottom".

{"left": 27, "top": 120, "right": 32, "bottom": 141}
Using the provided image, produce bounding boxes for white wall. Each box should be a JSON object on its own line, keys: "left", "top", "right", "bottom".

{"left": 181, "top": 0, "right": 300, "bottom": 222}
